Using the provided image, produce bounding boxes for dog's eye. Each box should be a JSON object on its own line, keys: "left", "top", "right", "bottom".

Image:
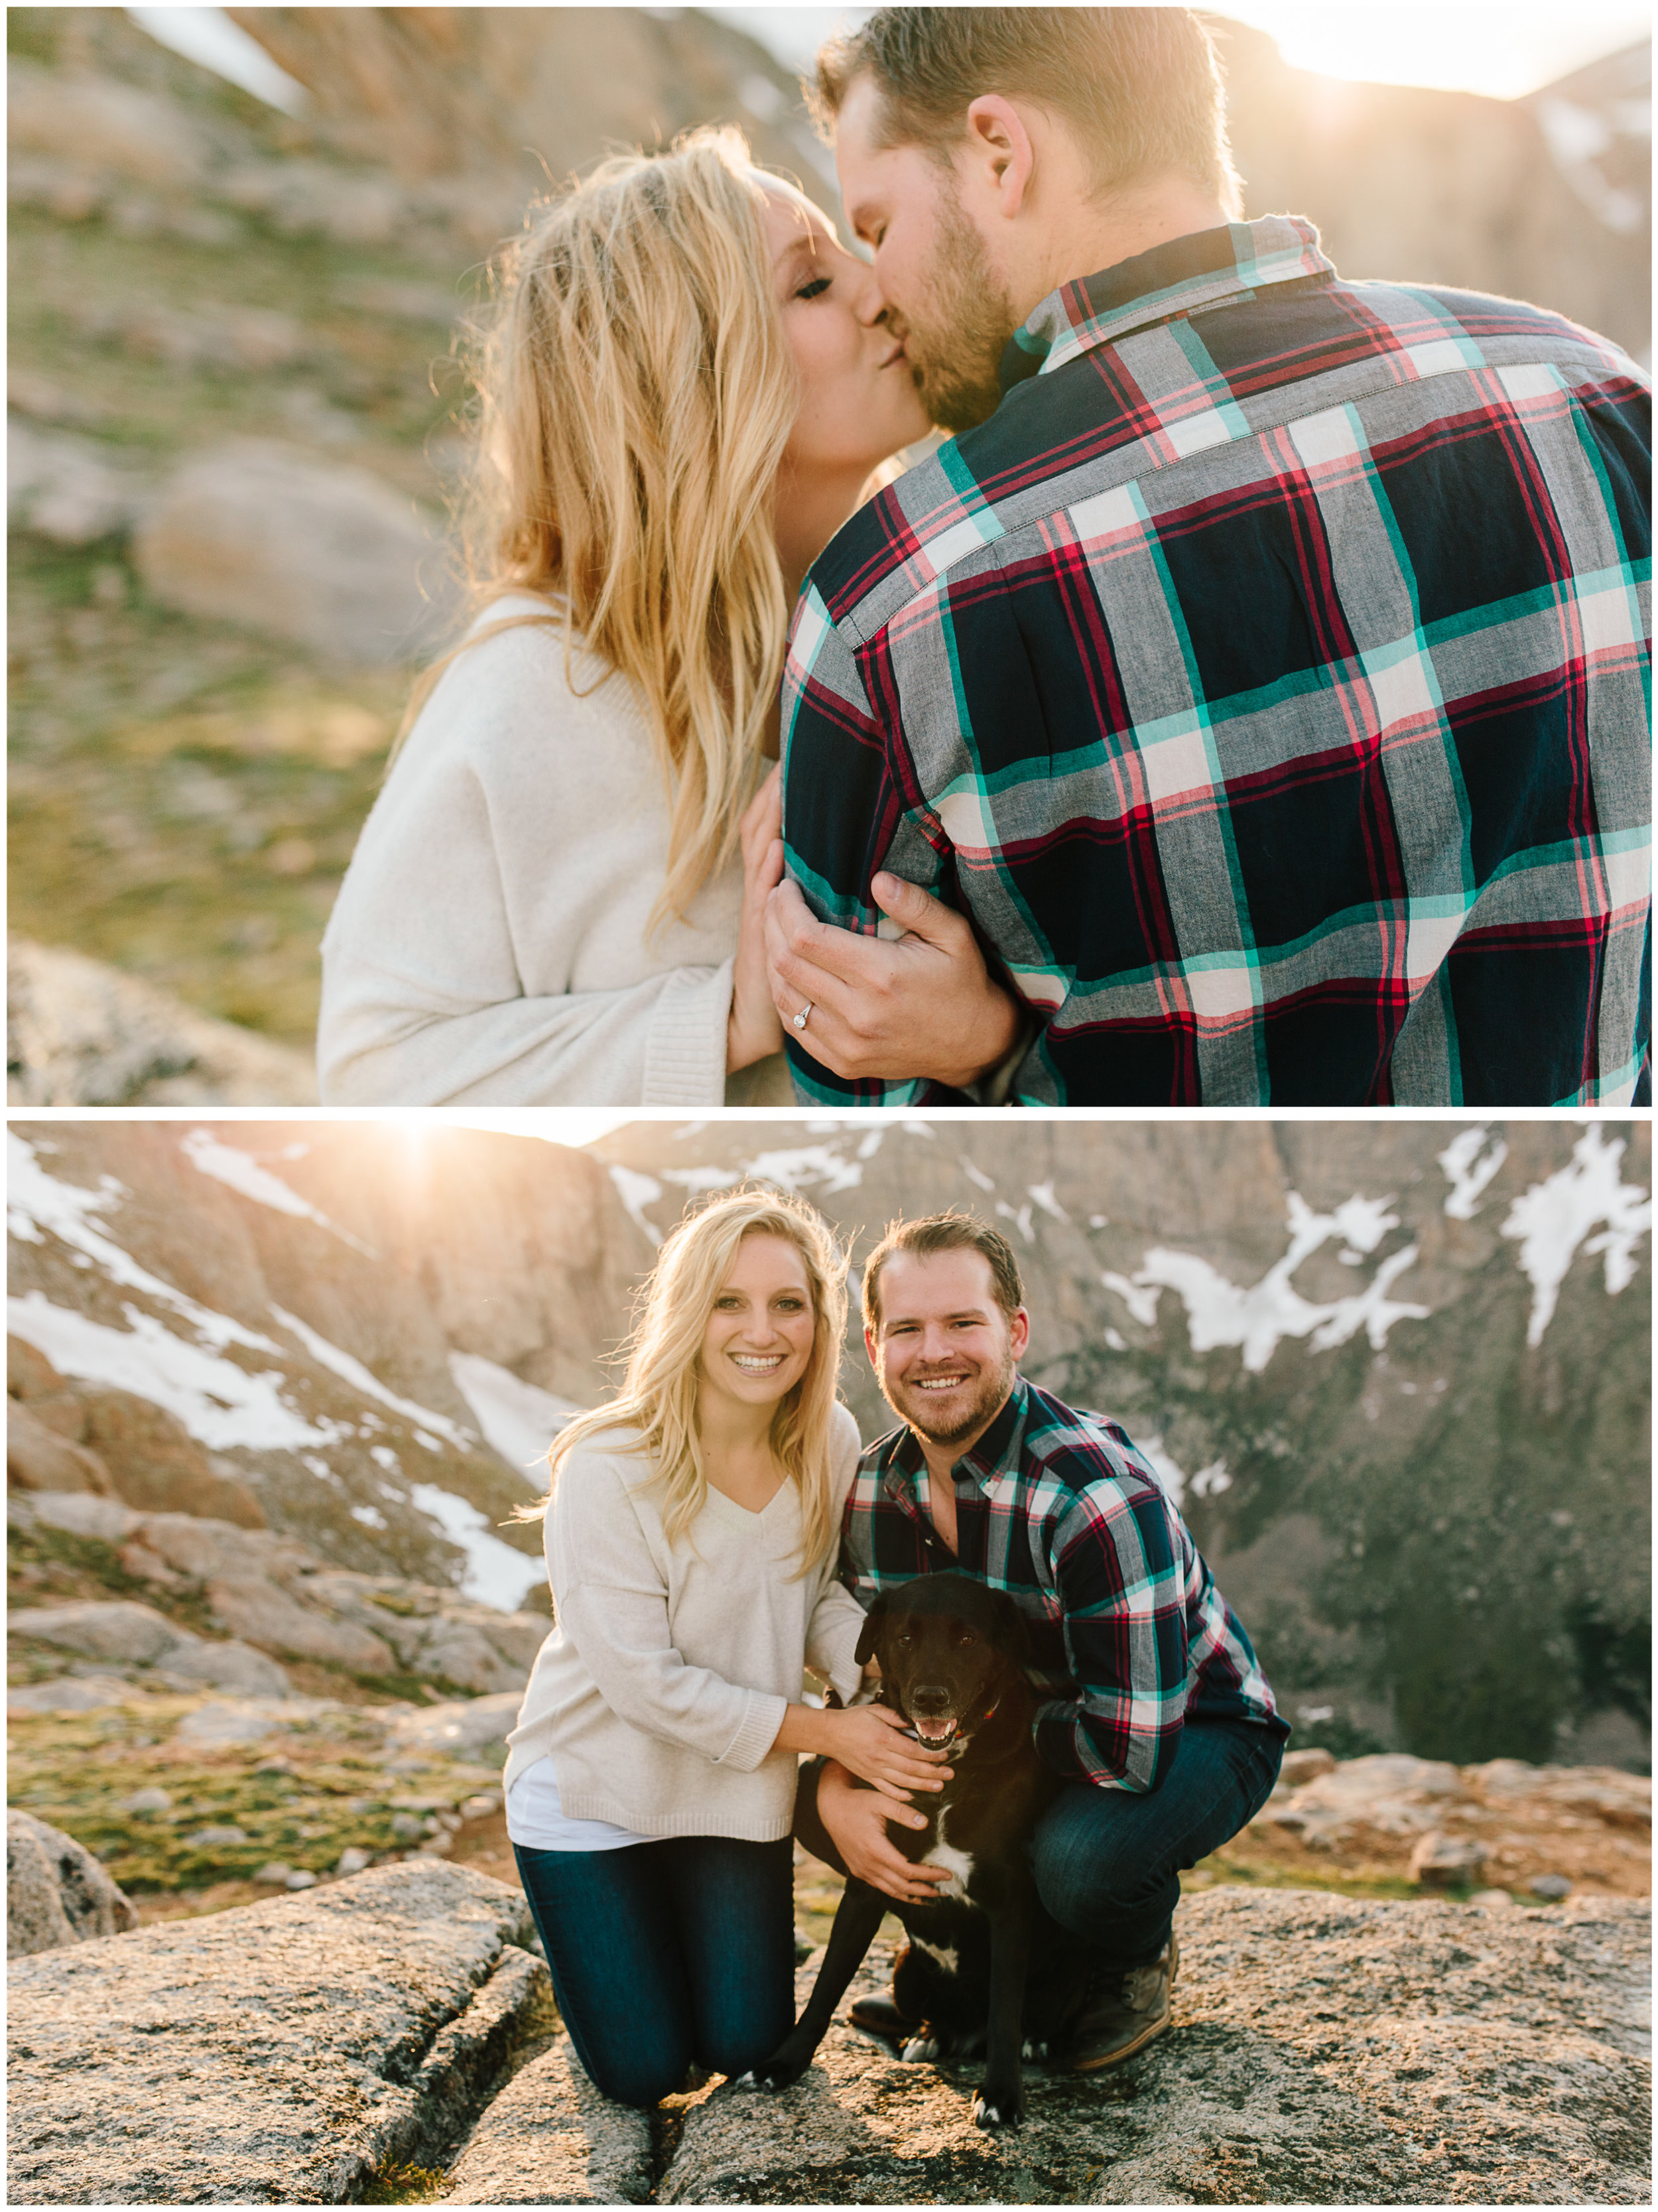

{"left": 956, "top": 1631, "right": 978, "bottom": 1645}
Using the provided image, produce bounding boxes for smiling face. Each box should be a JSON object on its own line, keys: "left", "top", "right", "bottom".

{"left": 867, "top": 1248, "right": 1029, "bottom": 1450}
{"left": 832, "top": 73, "right": 1019, "bottom": 434}
{"left": 698, "top": 1230, "right": 817, "bottom": 1420}
{"left": 759, "top": 176, "right": 933, "bottom": 486}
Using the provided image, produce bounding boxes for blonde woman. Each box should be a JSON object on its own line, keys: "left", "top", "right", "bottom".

{"left": 503, "top": 1188, "right": 946, "bottom": 2107}
{"left": 317, "top": 129, "right": 1020, "bottom": 1106}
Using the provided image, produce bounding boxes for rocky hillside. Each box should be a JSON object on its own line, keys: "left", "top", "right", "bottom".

{"left": 9, "top": 1120, "right": 651, "bottom": 1594}
{"left": 8, "top": 7, "right": 1649, "bottom": 1084}
{"left": 593, "top": 1116, "right": 1652, "bottom": 1772}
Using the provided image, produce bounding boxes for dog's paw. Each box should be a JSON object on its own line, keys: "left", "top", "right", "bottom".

{"left": 901, "top": 2032, "right": 940, "bottom": 2064}
{"left": 737, "top": 2049, "right": 810, "bottom": 2093}
{"left": 972, "top": 2083, "right": 1025, "bottom": 2130}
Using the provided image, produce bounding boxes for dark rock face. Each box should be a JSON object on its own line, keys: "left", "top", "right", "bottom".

{"left": 7, "top": 1861, "right": 553, "bottom": 2204}
{"left": 659, "top": 1892, "right": 1651, "bottom": 2205}
{"left": 7, "top": 1809, "right": 139, "bottom": 1957}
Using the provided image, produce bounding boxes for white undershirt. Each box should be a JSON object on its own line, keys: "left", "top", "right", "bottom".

{"left": 505, "top": 1753, "right": 649, "bottom": 1852}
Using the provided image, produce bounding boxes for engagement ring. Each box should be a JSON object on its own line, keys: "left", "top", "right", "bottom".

{"left": 793, "top": 1002, "right": 812, "bottom": 1031}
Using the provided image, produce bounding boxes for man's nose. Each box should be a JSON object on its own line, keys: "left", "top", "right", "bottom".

{"left": 851, "top": 257, "right": 889, "bottom": 330}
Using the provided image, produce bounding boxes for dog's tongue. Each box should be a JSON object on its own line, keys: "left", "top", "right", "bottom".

{"left": 915, "top": 1716, "right": 958, "bottom": 1746}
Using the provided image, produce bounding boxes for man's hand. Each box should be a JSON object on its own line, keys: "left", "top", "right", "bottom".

{"left": 765, "top": 872, "right": 1023, "bottom": 1090}
{"left": 818, "top": 1760, "right": 951, "bottom": 1906}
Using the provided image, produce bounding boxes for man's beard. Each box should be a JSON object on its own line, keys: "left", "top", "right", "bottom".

{"left": 893, "top": 182, "right": 1018, "bottom": 436}
{"left": 881, "top": 1342, "right": 1017, "bottom": 1449}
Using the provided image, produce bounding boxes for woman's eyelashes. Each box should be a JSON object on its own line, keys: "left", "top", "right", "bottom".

{"left": 795, "top": 275, "right": 832, "bottom": 302}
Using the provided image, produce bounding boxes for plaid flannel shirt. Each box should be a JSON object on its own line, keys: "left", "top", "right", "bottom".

{"left": 781, "top": 216, "right": 1653, "bottom": 1106}
{"left": 838, "top": 1378, "right": 1285, "bottom": 1792}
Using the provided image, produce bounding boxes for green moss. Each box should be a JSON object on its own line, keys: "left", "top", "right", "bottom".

{"left": 5, "top": 1703, "right": 489, "bottom": 1892}
{"left": 9, "top": 1521, "right": 218, "bottom": 1637}
{"left": 358, "top": 2161, "right": 447, "bottom": 2205}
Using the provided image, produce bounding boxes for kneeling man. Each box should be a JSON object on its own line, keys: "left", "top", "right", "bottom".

{"left": 797, "top": 1212, "right": 1288, "bottom": 2068}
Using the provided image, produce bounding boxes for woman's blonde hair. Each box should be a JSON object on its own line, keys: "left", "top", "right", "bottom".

{"left": 528, "top": 1186, "right": 850, "bottom": 1574}
{"left": 407, "top": 127, "right": 795, "bottom": 932}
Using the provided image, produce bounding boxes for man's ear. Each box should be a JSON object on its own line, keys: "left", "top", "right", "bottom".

{"left": 1008, "top": 1305, "right": 1031, "bottom": 1364}
{"left": 855, "top": 1591, "right": 889, "bottom": 1668}
{"left": 993, "top": 1589, "right": 1032, "bottom": 1663}
{"left": 962, "top": 94, "right": 1035, "bottom": 220}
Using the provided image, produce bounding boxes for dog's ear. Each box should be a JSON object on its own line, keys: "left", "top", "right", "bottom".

{"left": 854, "top": 1592, "right": 889, "bottom": 1667}
{"left": 992, "top": 1590, "right": 1033, "bottom": 1663}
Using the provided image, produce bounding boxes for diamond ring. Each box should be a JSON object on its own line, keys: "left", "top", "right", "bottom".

{"left": 792, "top": 1002, "right": 812, "bottom": 1031}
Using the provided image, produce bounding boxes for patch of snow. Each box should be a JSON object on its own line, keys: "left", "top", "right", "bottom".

{"left": 6, "top": 1292, "right": 340, "bottom": 1453}
{"left": 1124, "top": 1191, "right": 1429, "bottom": 1372}
{"left": 741, "top": 1145, "right": 865, "bottom": 1195}
{"left": 1134, "top": 1433, "right": 1188, "bottom": 1507}
{"left": 996, "top": 1201, "right": 1036, "bottom": 1244}
{"left": 1101, "top": 1271, "right": 1162, "bottom": 1329}
{"left": 8, "top": 1132, "right": 282, "bottom": 1354}
{"left": 179, "top": 1128, "right": 375, "bottom": 1256}
{"left": 1438, "top": 1126, "right": 1509, "bottom": 1219}
{"left": 1088, "top": 1214, "right": 1108, "bottom": 1230}
{"left": 1103, "top": 1327, "right": 1127, "bottom": 1352}
{"left": 368, "top": 1445, "right": 401, "bottom": 1473}
{"left": 269, "top": 1305, "right": 477, "bottom": 1451}
{"left": 900, "top": 1121, "right": 934, "bottom": 1138}
{"left": 959, "top": 1156, "right": 996, "bottom": 1193}
{"left": 1499, "top": 1125, "right": 1651, "bottom": 1346}
{"left": 407, "top": 1483, "right": 545, "bottom": 1612}
{"left": 609, "top": 1164, "right": 665, "bottom": 1243}
{"left": 856, "top": 1130, "right": 885, "bottom": 1160}
{"left": 350, "top": 1505, "right": 388, "bottom": 1530}
{"left": 449, "top": 1352, "right": 579, "bottom": 1481}
{"left": 1191, "top": 1461, "right": 1232, "bottom": 1499}
{"left": 1028, "top": 1181, "right": 1068, "bottom": 1223}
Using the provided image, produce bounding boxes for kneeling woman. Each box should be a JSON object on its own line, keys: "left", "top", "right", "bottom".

{"left": 505, "top": 1188, "right": 946, "bottom": 2106}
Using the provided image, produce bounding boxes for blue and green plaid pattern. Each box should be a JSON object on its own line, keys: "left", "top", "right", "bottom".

{"left": 782, "top": 216, "right": 1653, "bottom": 1106}
{"left": 839, "top": 1379, "right": 1286, "bottom": 1791}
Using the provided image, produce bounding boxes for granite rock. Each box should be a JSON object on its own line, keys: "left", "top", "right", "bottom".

{"left": 7, "top": 1809, "right": 139, "bottom": 1958}
{"left": 7, "top": 1862, "right": 551, "bottom": 2204}
{"left": 659, "top": 1889, "right": 1651, "bottom": 2205}
{"left": 442, "top": 2037, "right": 653, "bottom": 2205}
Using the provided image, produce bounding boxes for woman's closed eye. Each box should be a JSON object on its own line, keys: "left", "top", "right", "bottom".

{"left": 795, "top": 275, "right": 832, "bottom": 302}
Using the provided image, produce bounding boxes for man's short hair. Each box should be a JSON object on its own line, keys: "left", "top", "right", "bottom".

{"left": 861, "top": 1212, "right": 1025, "bottom": 1334}
{"left": 811, "top": 6, "right": 1239, "bottom": 212}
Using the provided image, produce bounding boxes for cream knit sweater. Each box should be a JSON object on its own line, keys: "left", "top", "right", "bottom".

{"left": 317, "top": 594, "right": 791, "bottom": 1106}
{"left": 503, "top": 1403, "right": 869, "bottom": 1842}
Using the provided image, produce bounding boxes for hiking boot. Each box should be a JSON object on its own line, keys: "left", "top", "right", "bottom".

{"left": 1068, "top": 1931, "right": 1179, "bottom": 2071}
{"left": 848, "top": 1990, "right": 919, "bottom": 2039}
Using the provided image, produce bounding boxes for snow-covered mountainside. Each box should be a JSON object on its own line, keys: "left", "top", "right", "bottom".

{"left": 9, "top": 1122, "right": 653, "bottom": 1604}
{"left": 592, "top": 1118, "right": 1651, "bottom": 1771}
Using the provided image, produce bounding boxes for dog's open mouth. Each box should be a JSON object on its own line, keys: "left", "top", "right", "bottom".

{"left": 910, "top": 1714, "right": 962, "bottom": 1748}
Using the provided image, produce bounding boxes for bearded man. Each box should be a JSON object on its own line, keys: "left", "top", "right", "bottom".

{"left": 767, "top": 7, "right": 1651, "bottom": 1107}
{"left": 792, "top": 1212, "right": 1288, "bottom": 2069}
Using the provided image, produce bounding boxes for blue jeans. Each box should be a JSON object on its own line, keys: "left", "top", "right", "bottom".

{"left": 512, "top": 1835, "right": 797, "bottom": 2107}
{"left": 796, "top": 1713, "right": 1285, "bottom": 1973}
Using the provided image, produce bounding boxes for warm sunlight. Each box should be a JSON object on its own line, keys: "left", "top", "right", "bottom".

{"left": 1222, "top": 3, "right": 1651, "bottom": 100}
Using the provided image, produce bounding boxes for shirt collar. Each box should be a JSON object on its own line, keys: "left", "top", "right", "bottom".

{"left": 879, "top": 1376, "right": 1030, "bottom": 1504}
{"left": 998, "top": 214, "right": 1333, "bottom": 398}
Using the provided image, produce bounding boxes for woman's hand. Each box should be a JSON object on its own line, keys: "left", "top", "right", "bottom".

{"left": 727, "top": 768, "right": 787, "bottom": 1073}
{"left": 773, "top": 1700, "right": 952, "bottom": 1803}
{"left": 764, "top": 871, "right": 1025, "bottom": 1090}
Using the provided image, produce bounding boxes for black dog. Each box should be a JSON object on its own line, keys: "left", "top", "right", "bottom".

{"left": 743, "top": 1574, "right": 1085, "bottom": 2129}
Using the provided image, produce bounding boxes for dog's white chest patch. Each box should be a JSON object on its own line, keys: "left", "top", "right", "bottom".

{"left": 913, "top": 1935, "right": 961, "bottom": 1974}
{"left": 921, "top": 1839, "right": 975, "bottom": 1900}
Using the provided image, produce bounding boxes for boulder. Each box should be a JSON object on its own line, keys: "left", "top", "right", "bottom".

{"left": 7, "top": 1862, "right": 554, "bottom": 2205}
{"left": 391, "top": 1692, "right": 523, "bottom": 1761}
{"left": 7, "top": 1674, "right": 139, "bottom": 1714}
{"left": 658, "top": 1892, "right": 1651, "bottom": 2205}
{"left": 1252, "top": 1752, "right": 1471, "bottom": 1847}
{"left": 10, "top": 1598, "right": 290, "bottom": 1697}
{"left": 7, "top": 938, "right": 316, "bottom": 1108}
{"left": 132, "top": 439, "right": 456, "bottom": 665}
{"left": 7, "top": 1337, "right": 90, "bottom": 1437}
{"left": 1410, "top": 1831, "right": 1488, "bottom": 1887}
{"left": 7, "top": 1402, "right": 115, "bottom": 1495}
{"left": 440, "top": 2038, "right": 653, "bottom": 2205}
{"left": 204, "top": 1574, "right": 397, "bottom": 1675}
{"left": 7, "top": 1809, "right": 139, "bottom": 1958}
{"left": 7, "top": 419, "right": 155, "bottom": 546}
{"left": 20, "top": 1492, "right": 139, "bottom": 1544}
{"left": 78, "top": 1390, "right": 267, "bottom": 1526}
